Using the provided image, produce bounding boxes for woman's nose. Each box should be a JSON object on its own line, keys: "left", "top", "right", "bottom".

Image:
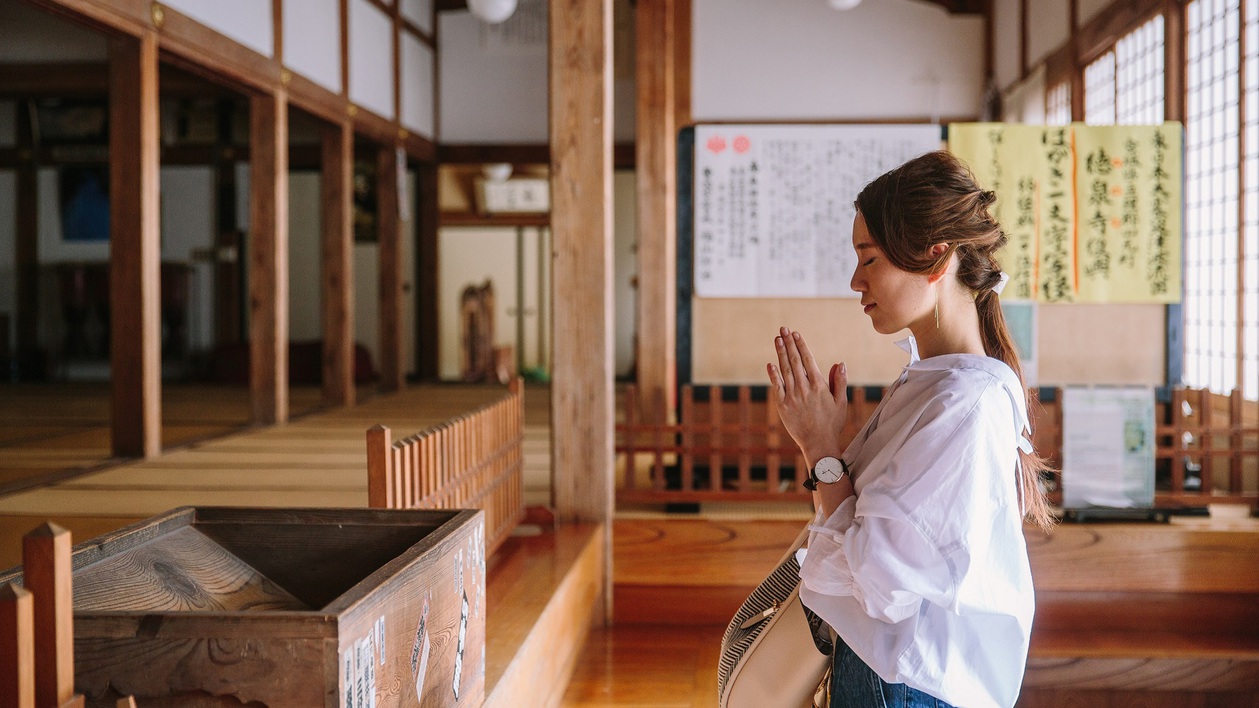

{"left": 850, "top": 270, "right": 864, "bottom": 293}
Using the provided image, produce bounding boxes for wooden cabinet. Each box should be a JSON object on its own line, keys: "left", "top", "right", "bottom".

{"left": 0, "top": 507, "right": 487, "bottom": 708}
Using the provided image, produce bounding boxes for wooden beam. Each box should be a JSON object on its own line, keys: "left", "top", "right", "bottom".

{"left": 415, "top": 163, "right": 440, "bottom": 381}
{"left": 322, "top": 121, "right": 355, "bottom": 407}
{"left": 635, "top": 0, "right": 677, "bottom": 421}
{"left": 378, "top": 145, "right": 406, "bottom": 392}
{"left": 249, "top": 89, "right": 290, "bottom": 424}
{"left": 548, "top": 0, "right": 614, "bottom": 620}
{"left": 109, "top": 30, "right": 162, "bottom": 459}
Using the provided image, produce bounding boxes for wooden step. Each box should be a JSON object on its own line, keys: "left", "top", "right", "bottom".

{"left": 485, "top": 521, "right": 605, "bottom": 708}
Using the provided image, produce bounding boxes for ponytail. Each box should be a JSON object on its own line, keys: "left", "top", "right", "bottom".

{"left": 976, "top": 291, "right": 1056, "bottom": 531}
{"left": 856, "top": 150, "right": 1057, "bottom": 531}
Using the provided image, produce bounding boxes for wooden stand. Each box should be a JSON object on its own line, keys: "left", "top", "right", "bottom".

{"left": 0, "top": 507, "right": 486, "bottom": 708}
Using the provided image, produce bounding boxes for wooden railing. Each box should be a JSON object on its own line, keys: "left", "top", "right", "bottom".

{"left": 367, "top": 378, "right": 525, "bottom": 557}
{"left": 617, "top": 384, "right": 883, "bottom": 502}
{"left": 617, "top": 384, "right": 1259, "bottom": 509}
{"left": 0, "top": 523, "right": 87, "bottom": 708}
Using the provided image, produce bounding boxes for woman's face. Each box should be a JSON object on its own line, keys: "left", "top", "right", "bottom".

{"left": 849, "top": 213, "right": 934, "bottom": 335}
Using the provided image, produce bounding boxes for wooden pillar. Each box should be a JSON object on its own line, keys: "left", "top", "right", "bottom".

{"left": 22, "top": 524, "right": 75, "bottom": 708}
{"left": 1164, "top": 0, "right": 1185, "bottom": 123}
{"left": 109, "top": 30, "right": 162, "bottom": 459}
{"left": 214, "top": 99, "right": 243, "bottom": 346}
{"left": 321, "top": 121, "right": 355, "bottom": 407}
{"left": 415, "top": 162, "right": 440, "bottom": 381}
{"left": 635, "top": 0, "right": 677, "bottom": 423}
{"left": 0, "top": 583, "right": 34, "bottom": 708}
{"left": 549, "top": 0, "right": 614, "bottom": 536}
{"left": 249, "top": 89, "right": 289, "bottom": 424}
{"left": 14, "top": 101, "right": 38, "bottom": 372}
{"left": 377, "top": 145, "right": 405, "bottom": 392}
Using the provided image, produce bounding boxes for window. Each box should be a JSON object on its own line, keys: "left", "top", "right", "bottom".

{"left": 1115, "top": 14, "right": 1165, "bottom": 125}
{"left": 1085, "top": 52, "right": 1117, "bottom": 124}
{"left": 1084, "top": 14, "right": 1166, "bottom": 126}
{"left": 1186, "top": 0, "right": 1241, "bottom": 395}
{"left": 1045, "top": 81, "right": 1071, "bottom": 126}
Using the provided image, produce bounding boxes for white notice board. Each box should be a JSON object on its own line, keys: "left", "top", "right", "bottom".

{"left": 1061, "top": 387, "right": 1156, "bottom": 509}
{"left": 693, "top": 124, "right": 942, "bottom": 298}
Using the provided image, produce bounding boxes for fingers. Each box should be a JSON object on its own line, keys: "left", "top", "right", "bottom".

{"left": 780, "top": 327, "right": 811, "bottom": 390}
{"left": 793, "top": 331, "right": 824, "bottom": 383}
{"left": 774, "top": 331, "right": 795, "bottom": 392}
{"left": 829, "top": 362, "right": 848, "bottom": 403}
{"left": 767, "top": 362, "right": 784, "bottom": 401}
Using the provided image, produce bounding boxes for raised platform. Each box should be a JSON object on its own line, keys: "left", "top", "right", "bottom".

{"left": 611, "top": 512, "right": 1259, "bottom": 706}
{"left": 485, "top": 521, "right": 605, "bottom": 707}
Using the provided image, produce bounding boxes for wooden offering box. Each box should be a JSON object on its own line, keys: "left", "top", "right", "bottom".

{"left": 0, "top": 507, "right": 487, "bottom": 708}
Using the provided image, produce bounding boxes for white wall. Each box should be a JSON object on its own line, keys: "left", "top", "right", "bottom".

{"left": 349, "top": 0, "right": 396, "bottom": 120}
{"left": 1027, "top": 0, "right": 1070, "bottom": 68}
{"left": 993, "top": 0, "right": 1021, "bottom": 92}
{"left": 692, "top": 0, "right": 984, "bottom": 121}
{"left": 401, "top": 0, "right": 434, "bottom": 35}
{"left": 289, "top": 172, "right": 323, "bottom": 342}
{"left": 401, "top": 32, "right": 436, "bottom": 138}
{"left": 438, "top": 7, "right": 636, "bottom": 143}
{"left": 284, "top": 0, "right": 342, "bottom": 93}
{"left": 438, "top": 227, "right": 522, "bottom": 380}
{"left": 163, "top": 0, "right": 273, "bottom": 57}
{"left": 1002, "top": 66, "right": 1046, "bottom": 125}
{"left": 159, "top": 166, "right": 216, "bottom": 354}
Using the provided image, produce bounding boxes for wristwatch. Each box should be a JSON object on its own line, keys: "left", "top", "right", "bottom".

{"left": 803, "top": 456, "right": 849, "bottom": 491}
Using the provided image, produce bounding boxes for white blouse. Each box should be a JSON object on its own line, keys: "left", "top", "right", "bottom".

{"left": 798, "top": 338, "right": 1035, "bottom": 708}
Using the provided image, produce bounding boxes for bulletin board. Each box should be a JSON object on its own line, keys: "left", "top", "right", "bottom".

{"left": 677, "top": 125, "right": 1175, "bottom": 389}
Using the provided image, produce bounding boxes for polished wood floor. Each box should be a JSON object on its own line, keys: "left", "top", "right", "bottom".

{"left": 561, "top": 624, "right": 722, "bottom": 707}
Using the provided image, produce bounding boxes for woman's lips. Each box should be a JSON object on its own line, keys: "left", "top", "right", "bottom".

{"left": 864, "top": 303, "right": 876, "bottom": 313}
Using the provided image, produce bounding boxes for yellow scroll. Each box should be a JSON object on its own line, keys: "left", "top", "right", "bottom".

{"left": 1073, "top": 123, "right": 1182, "bottom": 303}
{"left": 949, "top": 122, "right": 1181, "bottom": 304}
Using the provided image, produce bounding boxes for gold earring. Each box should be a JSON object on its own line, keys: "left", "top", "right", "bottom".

{"left": 934, "top": 301, "right": 940, "bottom": 329}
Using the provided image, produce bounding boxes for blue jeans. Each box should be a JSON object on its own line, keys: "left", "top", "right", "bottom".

{"left": 829, "top": 637, "right": 956, "bottom": 708}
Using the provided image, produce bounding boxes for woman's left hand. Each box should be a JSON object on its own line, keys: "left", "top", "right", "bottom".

{"left": 767, "top": 326, "right": 848, "bottom": 468}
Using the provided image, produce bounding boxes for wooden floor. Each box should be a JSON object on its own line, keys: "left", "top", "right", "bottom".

{"left": 0, "top": 380, "right": 740, "bottom": 706}
{"left": 560, "top": 625, "right": 722, "bottom": 707}
{"left": 8, "top": 383, "right": 1256, "bottom": 706}
{"left": 0, "top": 382, "right": 336, "bottom": 496}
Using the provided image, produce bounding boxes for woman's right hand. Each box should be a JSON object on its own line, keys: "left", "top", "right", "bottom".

{"left": 767, "top": 326, "right": 849, "bottom": 468}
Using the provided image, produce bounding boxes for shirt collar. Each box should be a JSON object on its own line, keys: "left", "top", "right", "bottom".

{"left": 895, "top": 335, "right": 1032, "bottom": 443}
{"left": 894, "top": 336, "right": 920, "bottom": 364}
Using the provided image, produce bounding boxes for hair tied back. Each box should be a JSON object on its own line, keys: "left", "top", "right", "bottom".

{"left": 979, "top": 190, "right": 997, "bottom": 207}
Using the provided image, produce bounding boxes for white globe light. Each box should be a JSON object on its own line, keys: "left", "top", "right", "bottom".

{"left": 828, "top": 0, "right": 863, "bottom": 10}
{"left": 468, "top": 0, "right": 518, "bottom": 24}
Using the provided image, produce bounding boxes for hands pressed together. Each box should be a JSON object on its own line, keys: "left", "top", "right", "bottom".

{"left": 767, "top": 326, "right": 849, "bottom": 470}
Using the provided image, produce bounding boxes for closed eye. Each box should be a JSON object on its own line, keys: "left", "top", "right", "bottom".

{"left": 862, "top": 258, "right": 875, "bottom": 266}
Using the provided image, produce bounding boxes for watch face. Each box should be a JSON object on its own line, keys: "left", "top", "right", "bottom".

{"left": 814, "top": 456, "right": 844, "bottom": 483}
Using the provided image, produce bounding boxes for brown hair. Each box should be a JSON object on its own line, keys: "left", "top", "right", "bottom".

{"left": 855, "top": 150, "right": 1055, "bottom": 531}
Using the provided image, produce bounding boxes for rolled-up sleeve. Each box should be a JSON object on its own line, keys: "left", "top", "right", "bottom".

{"left": 798, "top": 385, "right": 1003, "bottom": 625}
{"left": 800, "top": 494, "right": 951, "bottom": 624}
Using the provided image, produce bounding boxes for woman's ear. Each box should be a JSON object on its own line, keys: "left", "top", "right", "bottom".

{"left": 926, "top": 242, "right": 951, "bottom": 283}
